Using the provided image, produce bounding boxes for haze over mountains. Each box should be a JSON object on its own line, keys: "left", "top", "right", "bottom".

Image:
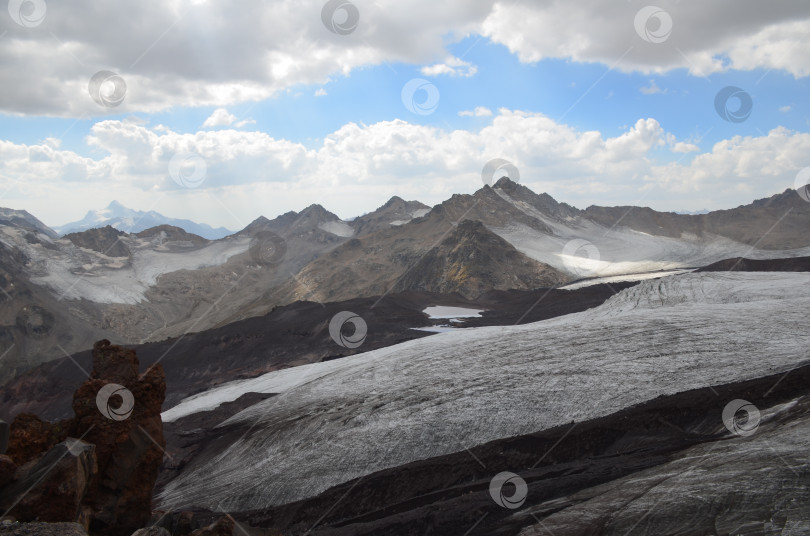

{"left": 53, "top": 200, "right": 234, "bottom": 240}
{"left": 1, "top": 179, "right": 809, "bottom": 386}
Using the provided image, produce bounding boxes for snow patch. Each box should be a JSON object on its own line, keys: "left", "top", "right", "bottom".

{"left": 318, "top": 221, "right": 355, "bottom": 237}
{"left": 423, "top": 306, "right": 483, "bottom": 319}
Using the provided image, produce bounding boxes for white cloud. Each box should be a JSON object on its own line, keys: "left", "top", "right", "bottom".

{"left": 202, "top": 108, "right": 255, "bottom": 128}
{"left": 315, "top": 88, "right": 328, "bottom": 97}
{"left": 459, "top": 106, "right": 493, "bottom": 117}
{"left": 640, "top": 80, "right": 667, "bottom": 95}
{"left": 780, "top": 105, "right": 792, "bottom": 112}
{"left": 3, "top": 111, "right": 806, "bottom": 229}
{"left": 481, "top": 1, "right": 810, "bottom": 77}
{"left": 421, "top": 56, "right": 478, "bottom": 77}
{"left": 2, "top": 1, "right": 807, "bottom": 117}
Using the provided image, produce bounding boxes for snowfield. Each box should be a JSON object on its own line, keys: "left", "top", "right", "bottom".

{"left": 0, "top": 223, "right": 252, "bottom": 304}
{"left": 158, "top": 272, "right": 810, "bottom": 511}
{"left": 489, "top": 187, "right": 810, "bottom": 277}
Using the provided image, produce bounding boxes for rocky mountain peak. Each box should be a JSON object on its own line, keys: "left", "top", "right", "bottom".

{"left": 64, "top": 225, "right": 130, "bottom": 258}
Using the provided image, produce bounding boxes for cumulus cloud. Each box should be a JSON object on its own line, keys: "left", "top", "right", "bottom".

{"left": 421, "top": 57, "right": 478, "bottom": 77}
{"left": 481, "top": 0, "right": 810, "bottom": 77}
{"left": 202, "top": 108, "right": 254, "bottom": 128}
{"left": 640, "top": 80, "right": 667, "bottom": 95}
{"left": 1, "top": 1, "right": 808, "bottom": 116}
{"left": 2, "top": 110, "right": 806, "bottom": 228}
{"left": 459, "top": 106, "right": 493, "bottom": 117}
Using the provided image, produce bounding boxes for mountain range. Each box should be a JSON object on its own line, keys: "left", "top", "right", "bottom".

{"left": 52, "top": 201, "right": 234, "bottom": 240}
{"left": 1, "top": 178, "right": 809, "bottom": 386}
{"left": 2, "top": 179, "right": 810, "bottom": 534}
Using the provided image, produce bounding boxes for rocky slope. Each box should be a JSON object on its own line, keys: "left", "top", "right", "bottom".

{"left": 0, "top": 282, "right": 631, "bottom": 423}
{"left": 392, "top": 220, "right": 565, "bottom": 297}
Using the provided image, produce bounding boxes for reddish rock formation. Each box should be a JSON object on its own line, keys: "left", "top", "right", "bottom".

{"left": 70, "top": 340, "right": 166, "bottom": 535}
{"left": 5, "top": 414, "right": 69, "bottom": 466}
{"left": 0, "top": 440, "right": 96, "bottom": 525}
{"left": 0, "top": 340, "right": 165, "bottom": 536}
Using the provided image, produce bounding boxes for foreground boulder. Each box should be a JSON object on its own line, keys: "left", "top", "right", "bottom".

{"left": 0, "top": 340, "right": 165, "bottom": 535}
{"left": 0, "top": 440, "right": 96, "bottom": 525}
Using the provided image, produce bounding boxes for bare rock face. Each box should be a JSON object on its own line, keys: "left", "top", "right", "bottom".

{"left": 131, "top": 527, "right": 171, "bottom": 536}
{"left": 188, "top": 517, "right": 234, "bottom": 536}
{"left": 70, "top": 340, "right": 166, "bottom": 536}
{"left": 5, "top": 414, "right": 68, "bottom": 466}
{"left": 0, "top": 456, "right": 17, "bottom": 489}
{"left": 0, "top": 440, "right": 96, "bottom": 525}
{"left": 0, "top": 340, "right": 165, "bottom": 535}
{"left": 0, "top": 522, "right": 89, "bottom": 535}
{"left": 0, "top": 420, "right": 8, "bottom": 455}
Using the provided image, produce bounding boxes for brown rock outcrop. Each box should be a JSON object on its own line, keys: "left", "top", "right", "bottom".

{"left": 0, "top": 340, "right": 165, "bottom": 536}
{"left": 70, "top": 340, "right": 166, "bottom": 535}
{"left": 0, "top": 440, "right": 96, "bottom": 525}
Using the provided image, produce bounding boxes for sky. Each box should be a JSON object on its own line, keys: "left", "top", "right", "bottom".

{"left": 1, "top": 0, "right": 809, "bottom": 231}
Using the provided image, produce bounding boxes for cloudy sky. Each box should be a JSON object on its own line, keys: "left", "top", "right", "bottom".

{"left": 1, "top": 0, "right": 809, "bottom": 231}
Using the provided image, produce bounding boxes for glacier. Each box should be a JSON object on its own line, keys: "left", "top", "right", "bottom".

{"left": 157, "top": 272, "right": 810, "bottom": 511}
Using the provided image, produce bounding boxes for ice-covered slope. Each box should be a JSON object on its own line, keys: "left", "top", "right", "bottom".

{"left": 489, "top": 187, "right": 810, "bottom": 277}
{"left": 158, "top": 272, "right": 810, "bottom": 511}
{"left": 0, "top": 224, "right": 252, "bottom": 304}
